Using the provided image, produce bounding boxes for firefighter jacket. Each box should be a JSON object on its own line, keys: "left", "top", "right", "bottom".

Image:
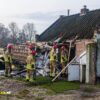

{"left": 26, "top": 54, "right": 35, "bottom": 70}
{"left": 61, "top": 51, "right": 67, "bottom": 63}
{"left": 4, "top": 51, "right": 12, "bottom": 64}
{"left": 49, "top": 49, "right": 56, "bottom": 61}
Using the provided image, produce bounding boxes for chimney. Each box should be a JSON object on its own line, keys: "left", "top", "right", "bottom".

{"left": 67, "top": 9, "right": 70, "bottom": 16}
{"left": 80, "top": 5, "right": 89, "bottom": 16}
{"left": 60, "top": 15, "right": 66, "bottom": 18}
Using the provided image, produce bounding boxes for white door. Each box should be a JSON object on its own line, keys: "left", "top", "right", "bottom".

{"left": 68, "top": 64, "right": 80, "bottom": 81}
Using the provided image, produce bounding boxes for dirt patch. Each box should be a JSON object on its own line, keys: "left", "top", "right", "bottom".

{"left": 44, "top": 95, "right": 100, "bottom": 100}
{"left": 0, "top": 77, "right": 53, "bottom": 100}
{"left": 1, "top": 78, "right": 100, "bottom": 100}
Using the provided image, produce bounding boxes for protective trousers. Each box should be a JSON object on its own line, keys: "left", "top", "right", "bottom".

{"left": 26, "top": 64, "right": 35, "bottom": 82}
{"left": 61, "top": 56, "right": 67, "bottom": 74}
{"left": 61, "top": 62, "right": 67, "bottom": 74}
{"left": 50, "top": 60, "right": 56, "bottom": 77}
{"left": 5, "top": 62, "right": 12, "bottom": 77}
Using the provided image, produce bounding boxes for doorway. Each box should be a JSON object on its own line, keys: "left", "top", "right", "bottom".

{"left": 82, "top": 65, "right": 86, "bottom": 83}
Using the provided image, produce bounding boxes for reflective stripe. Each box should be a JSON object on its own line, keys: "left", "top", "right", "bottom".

{"left": 4, "top": 54, "right": 12, "bottom": 63}
{"left": 26, "top": 64, "right": 32, "bottom": 70}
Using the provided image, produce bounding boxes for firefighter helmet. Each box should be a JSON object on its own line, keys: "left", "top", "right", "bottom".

{"left": 53, "top": 45, "right": 57, "bottom": 49}
{"left": 31, "top": 50, "right": 36, "bottom": 55}
{"left": 61, "top": 46, "right": 65, "bottom": 50}
{"left": 7, "top": 44, "right": 13, "bottom": 49}
{"left": 28, "top": 44, "right": 35, "bottom": 50}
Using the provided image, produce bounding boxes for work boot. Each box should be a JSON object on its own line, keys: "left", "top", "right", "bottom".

{"left": 26, "top": 75, "right": 29, "bottom": 81}
{"left": 5, "top": 70, "right": 8, "bottom": 77}
{"left": 50, "top": 73, "right": 52, "bottom": 77}
{"left": 29, "top": 78, "right": 35, "bottom": 83}
{"left": 5, "top": 74, "right": 8, "bottom": 77}
{"left": 51, "top": 73, "right": 55, "bottom": 77}
{"left": 8, "top": 74, "right": 12, "bottom": 78}
{"left": 56, "top": 71, "right": 59, "bottom": 75}
{"left": 26, "top": 79, "right": 29, "bottom": 82}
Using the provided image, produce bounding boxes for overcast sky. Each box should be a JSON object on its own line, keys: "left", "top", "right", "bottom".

{"left": 0, "top": 0, "right": 100, "bottom": 34}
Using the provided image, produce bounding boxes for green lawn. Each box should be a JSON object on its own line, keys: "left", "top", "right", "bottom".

{"left": 15, "top": 76, "right": 80, "bottom": 93}
{"left": 34, "top": 76, "right": 80, "bottom": 93}
{"left": 42, "top": 81, "right": 80, "bottom": 93}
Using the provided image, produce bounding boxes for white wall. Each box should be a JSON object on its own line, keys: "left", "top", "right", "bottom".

{"left": 78, "top": 51, "right": 90, "bottom": 83}
{"left": 79, "top": 51, "right": 86, "bottom": 65}
{"left": 96, "top": 43, "right": 100, "bottom": 77}
{"left": 95, "top": 33, "right": 100, "bottom": 77}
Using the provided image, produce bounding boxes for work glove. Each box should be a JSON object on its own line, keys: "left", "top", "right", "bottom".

{"left": 62, "top": 57, "right": 65, "bottom": 61}
{"left": 32, "top": 64, "right": 36, "bottom": 70}
{"left": 54, "top": 56, "right": 56, "bottom": 60}
{"left": 11, "top": 64, "right": 15, "bottom": 69}
{"left": 32, "top": 64, "right": 34, "bottom": 68}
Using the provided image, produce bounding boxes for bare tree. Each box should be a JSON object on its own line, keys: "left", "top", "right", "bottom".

{"left": 9, "top": 22, "right": 19, "bottom": 44}
{"left": 23, "top": 23, "right": 36, "bottom": 43}
{"left": 0, "top": 23, "right": 10, "bottom": 47}
{"left": 17, "top": 30, "right": 27, "bottom": 44}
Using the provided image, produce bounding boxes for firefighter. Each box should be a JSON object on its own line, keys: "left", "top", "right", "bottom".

{"left": 49, "top": 45, "right": 57, "bottom": 77}
{"left": 4, "top": 44, "right": 13, "bottom": 77}
{"left": 61, "top": 46, "right": 68, "bottom": 76}
{"left": 26, "top": 46, "right": 36, "bottom": 82}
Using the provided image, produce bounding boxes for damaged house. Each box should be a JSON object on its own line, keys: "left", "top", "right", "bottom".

{"left": 39, "top": 6, "right": 100, "bottom": 84}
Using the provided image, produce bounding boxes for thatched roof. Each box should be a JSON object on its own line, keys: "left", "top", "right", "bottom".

{"left": 39, "top": 9, "right": 100, "bottom": 42}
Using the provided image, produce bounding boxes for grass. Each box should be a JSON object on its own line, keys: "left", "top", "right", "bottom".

{"left": 14, "top": 76, "right": 80, "bottom": 94}
{"left": 42, "top": 81, "right": 80, "bottom": 93}
{"left": 35, "top": 76, "right": 80, "bottom": 93}
{"left": 96, "top": 83, "right": 100, "bottom": 88}
{"left": 35, "top": 97, "right": 44, "bottom": 100}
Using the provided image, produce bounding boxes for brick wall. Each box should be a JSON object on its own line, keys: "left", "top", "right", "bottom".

{"left": 12, "top": 45, "right": 28, "bottom": 63}
{"left": 75, "top": 39, "right": 94, "bottom": 56}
